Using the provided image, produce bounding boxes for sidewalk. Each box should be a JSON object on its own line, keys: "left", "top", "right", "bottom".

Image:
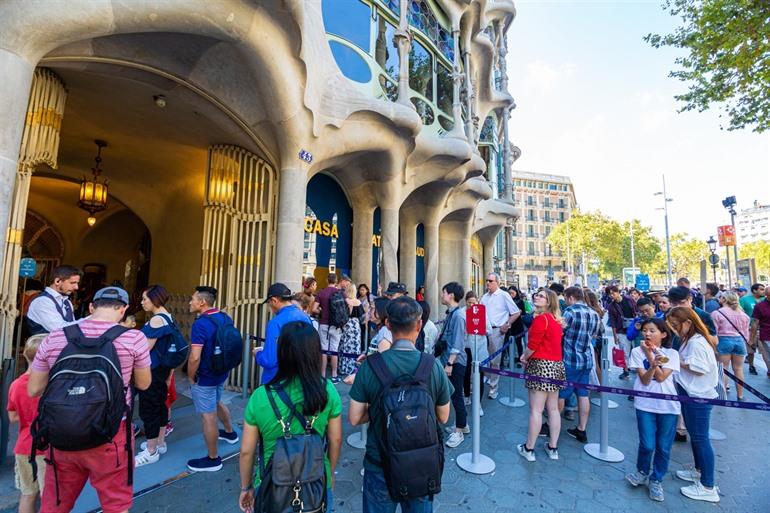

{"left": 3, "top": 361, "right": 770, "bottom": 513}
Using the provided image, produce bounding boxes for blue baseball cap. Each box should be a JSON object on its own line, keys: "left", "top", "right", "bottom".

{"left": 94, "top": 286, "right": 129, "bottom": 305}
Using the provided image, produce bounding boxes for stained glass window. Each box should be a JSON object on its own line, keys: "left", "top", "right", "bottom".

{"left": 480, "top": 116, "right": 496, "bottom": 142}
{"left": 407, "top": 0, "right": 454, "bottom": 62}
{"left": 409, "top": 39, "right": 433, "bottom": 101}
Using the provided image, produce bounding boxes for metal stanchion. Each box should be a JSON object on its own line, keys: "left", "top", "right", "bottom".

{"left": 584, "top": 347, "right": 624, "bottom": 462}
{"left": 241, "top": 335, "right": 251, "bottom": 400}
{"left": 499, "top": 335, "right": 524, "bottom": 408}
{"left": 591, "top": 339, "right": 618, "bottom": 409}
{"left": 347, "top": 422, "right": 368, "bottom": 449}
{"left": 709, "top": 363, "right": 727, "bottom": 440}
{"left": 457, "top": 361, "right": 495, "bottom": 474}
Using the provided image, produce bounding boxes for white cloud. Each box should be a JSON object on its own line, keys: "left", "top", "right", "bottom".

{"left": 523, "top": 60, "right": 577, "bottom": 91}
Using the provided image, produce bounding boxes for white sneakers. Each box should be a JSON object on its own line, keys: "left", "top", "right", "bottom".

{"left": 140, "top": 441, "right": 167, "bottom": 454}
{"left": 676, "top": 466, "right": 719, "bottom": 502}
{"left": 517, "top": 443, "right": 535, "bottom": 462}
{"left": 680, "top": 481, "right": 720, "bottom": 503}
{"left": 445, "top": 431, "right": 464, "bottom": 448}
{"left": 488, "top": 389, "right": 499, "bottom": 400}
{"left": 543, "top": 445, "right": 559, "bottom": 460}
{"left": 135, "top": 448, "right": 160, "bottom": 467}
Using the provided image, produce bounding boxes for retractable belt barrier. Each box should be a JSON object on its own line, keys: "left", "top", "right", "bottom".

{"left": 479, "top": 366, "right": 770, "bottom": 411}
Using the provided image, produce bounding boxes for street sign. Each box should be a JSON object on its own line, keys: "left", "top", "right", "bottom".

{"left": 19, "top": 258, "right": 36, "bottom": 278}
{"left": 465, "top": 304, "right": 487, "bottom": 336}
{"left": 587, "top": 274, "right": 600, "bottom": 290}
{"left": 708, "top": 253, "right": 720, "bottom": 266}
{"left": 717, "top": 225, "right": 736, "bottom": 247}
{"left": 622, "top": 267, "right": 640, "bottom": 287}
{"left": 634, "top": 274, "right": 650, "bottom": 292}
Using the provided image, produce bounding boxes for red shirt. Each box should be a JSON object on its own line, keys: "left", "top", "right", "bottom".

{"left": 527, "top": 313, "right": 563, "bottom": 362}
{"left": 7, "top": 373, "right": 39, "bottom": 455}
{"left": 753, "top": 299, "right": 770, "bottom": 342}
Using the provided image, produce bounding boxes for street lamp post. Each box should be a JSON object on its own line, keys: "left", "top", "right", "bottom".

{"left": 722, "top": 196, "right": 740, "bottom": 287}
{"left": 654, "top": 175, "right": 674, "bottom": 287}
{"left": 707, "top": 236, "right": 719, "bottom": 283}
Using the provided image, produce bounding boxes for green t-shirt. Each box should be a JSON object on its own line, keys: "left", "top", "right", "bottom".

{"left": 740, "top": 294, "right": 759, "bottom": 318}
{"left": 349, "top": 346, "right": 453, "bottom": 472}
{"left": 244, "top": 377, "right": 342, "bottom": 486}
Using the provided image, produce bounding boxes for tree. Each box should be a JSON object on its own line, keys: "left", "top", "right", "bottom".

{"left": 646, "top": 0, "right": 770, "bottom": 133}
{"left": 652, "top": 233, "right": 709, "bottom": 282}
{"left": 739, "top": 240, "right": 770, "bottom": 281}
{"left": 547, "top": 212, "right": 661, "bottom": 280}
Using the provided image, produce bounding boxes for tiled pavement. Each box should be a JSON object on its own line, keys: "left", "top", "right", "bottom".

{"left": 3, "top": 361, "right": 769, "bottom": 513}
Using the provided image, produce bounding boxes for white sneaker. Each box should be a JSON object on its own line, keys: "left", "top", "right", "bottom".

{"left": 445, "top": 426, "right": 470, "bottom": 435}
{"left": 140, "top": 442, "right": 167, "bottom": 454}
{"left": 676, "top": 467, "right": 701, "bottom": 483}
{"left": 680, "top": 482, "right": 720, "bottom": 503}
{"left": 464, "top": 397, "right": 471, "bottom": 406}
{"left": 479, "top": 407, "right": 484, "bottom": 417}
{"left": 445, "top": 432, "right": 464, "bottom": 448}
{"left": 135, "top": 448, "right": 160, "bottom": 467}
{"left": 544, "top": 444, "right": 559, "bottom": 460}
{"left": 517, "top": 443, "right": 536, "bottom": 462}
{"left": 488, "top": 389, "right": 499, "bottom": 400}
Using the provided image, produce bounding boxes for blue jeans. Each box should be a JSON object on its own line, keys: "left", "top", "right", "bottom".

{"left": 680, "top": 395, "right": 715, "bottom": 487}
{"left": 327, "top": 488, "right": 333, "bottom": 513}
{"left": 363, "top": 469, "right": 432, "bottom": 513}
{"left": 635, "top": 410, "right": 677, "bottom": 482}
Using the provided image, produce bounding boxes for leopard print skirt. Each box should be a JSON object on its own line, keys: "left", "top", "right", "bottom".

{"left": 525, "top": 358, "right": 566, "bottom": 392}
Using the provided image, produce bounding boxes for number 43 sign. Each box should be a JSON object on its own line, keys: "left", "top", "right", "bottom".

{"left": 465, "top": 304, "right": 486, "bottom": 336}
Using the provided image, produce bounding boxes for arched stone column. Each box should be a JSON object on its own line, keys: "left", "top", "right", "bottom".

{"left": 379, "top": 206, "right": 399, "bottom": 289}
{"left": 423, "top": 220, "right": 440, "bottom": 319}
{"left": 351, "top": 205, "right": 374, "bottom": 289}
{"left": 398, "top": 214, "right": 417, "bottom": 294}
{"left": 274, "top": 166, "right": 308, "bottom": 293}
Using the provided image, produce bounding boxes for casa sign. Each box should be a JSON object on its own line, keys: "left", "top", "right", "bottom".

{"left": 304, "top": 217, "right": 339, "bottom": 238}
{"left": 371, "top": 234, "right": 425, "bottom": 256}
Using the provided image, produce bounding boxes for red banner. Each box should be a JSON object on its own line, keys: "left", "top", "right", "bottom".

{"left": 717, "top": 225, "right": 736, "bottom": 247}
{"left": 465, "top": 304, "right": 487, "bottom": 336}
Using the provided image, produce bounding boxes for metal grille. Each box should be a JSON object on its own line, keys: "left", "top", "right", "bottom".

{"left": 200, "top": 145, "right": 276, "bottom": 391}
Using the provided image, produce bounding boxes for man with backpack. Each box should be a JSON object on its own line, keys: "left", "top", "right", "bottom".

{"left": 256, "top": 282, "right": 311, "bottom": 384}
{"left": 27, "top": 286, "right": 151, "bottom": 513}
{"left": 26, "top": 265, "right": 81, "bottom": 335}
{"left": 315, "top": 273, "right": 349, "bottom": 383}
{"left": 349, "top": 296, "right": 452, "bottom": 512}
{"left": 187, "top": 286, "right": 240, "bottom": 472}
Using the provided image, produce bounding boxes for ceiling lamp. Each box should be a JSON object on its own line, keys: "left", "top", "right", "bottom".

{"left": 78, "top": 139, "right": 109, "bottom": 225}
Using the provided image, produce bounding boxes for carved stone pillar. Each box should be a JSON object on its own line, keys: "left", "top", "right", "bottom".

{"left": 395, "top": 0, "right": 413, "bottom": 109}
{"left": 447, "top": 25, "right": 465, "bottom": 139}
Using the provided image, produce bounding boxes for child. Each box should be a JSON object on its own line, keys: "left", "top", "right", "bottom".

{"left": 625, "top": 318, "right": 680, "bottom": 502}
{"left": 120, "top": 313, "right": 137, "bottom": 329}
{"left": 7, "top": 334, "right": 47, "bottom": 513}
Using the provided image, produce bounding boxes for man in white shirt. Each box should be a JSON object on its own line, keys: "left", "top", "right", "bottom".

{"left": 480, "top": 273, "right": 520, "bottom": 398}
{"left": 26, "top": 265, "right": 81, "bottom": 335}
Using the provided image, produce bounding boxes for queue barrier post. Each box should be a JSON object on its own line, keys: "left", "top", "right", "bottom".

{"left": 457, "top": 361, "right": 495, "bottom": 474}
{"left": 584, "top": 340, "right": 624, "bottom": 463}
{"left": 499, "top": 335, "right": 524, "bottom": 408}
{"left": 591, "top": 335, "right": 618, "bottom": 408}
{"left": 709, "top": 362, "right": 727, "bottom": 440}
{"left": 347, "top": 422, "right": 368, "bottom": 449}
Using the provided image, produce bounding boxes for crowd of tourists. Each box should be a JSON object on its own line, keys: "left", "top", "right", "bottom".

{"left": 6, "top": 263, "right": 769, "bottom": 512}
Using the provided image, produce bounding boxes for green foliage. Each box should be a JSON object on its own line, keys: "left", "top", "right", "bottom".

{"left": 651, "top": 233, "right": 709, "bottom": 281}
{"left": 547, "top": 211, "right": 662, "bottom": 280}
{"left": 646, "top": 0, "right": 770, "bottom": 133}
{"left": 739, "top": 240, "right": 770, "bottom": 279}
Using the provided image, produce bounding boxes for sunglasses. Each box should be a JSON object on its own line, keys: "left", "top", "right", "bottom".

{"left": 534, "top": 293, "right": 546, "bottom": 298}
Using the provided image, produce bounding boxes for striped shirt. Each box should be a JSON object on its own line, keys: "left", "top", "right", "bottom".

{"left": 31, "top": 320, "right": 151, "bottom": 405}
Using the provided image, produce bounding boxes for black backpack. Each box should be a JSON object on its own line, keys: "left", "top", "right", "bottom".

{"left": 368, "top": 351, "right": 444, "bottom": 501}
{"left": 255, "top": 384, "right": 327, "bottom": 513}
{"left": 328, "top": 290, "right": 349, "bottom": 328}
{"left": 31, "top": 325, "right": 134, "bottom": 483}
{"left": 152, "top": 313, "right": 189, "bottom": 369}
{"left": 200, "top": 314, "right": 243, "bottom": 375}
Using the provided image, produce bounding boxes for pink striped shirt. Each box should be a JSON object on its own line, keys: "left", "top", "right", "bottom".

{"left": 710, "top": 307, "right": 750, "bottom": 340}
{"left": 32, "top": 320, "right": 151, "bottom": 405}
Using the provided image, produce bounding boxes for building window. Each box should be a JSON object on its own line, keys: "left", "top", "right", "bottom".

{"left": 528, "top": 241, "right": 535, "bottom": 255}
{"left": 323, "top": 0, "right": 372, "bottom": 50}
{"left": 374, "top": 16, "right": 399, "bottom": 100}
{"left": 544, "top": 211, "right": 551, "bottom": 222}
{"left": 559, "top": 212, "right": 565, "bottom": 222}
{"left": 545, "top": 226, "right": 551, "bottom": 236}
{"left": 527, "top": 225, "right": 535, "bottom": 237}
{"left": 558, "top": 198, "right": 566, "bottom": 209}
{"left": 544, "top": 197, "right": 550, "bottom": 207}
{"left": 527, "top": 195, "right": 534, "bottom": 206}
{"left": 329, "top": 41, "right": 373, "bottom": 83}
{"left": 528, "top": 209, "right": 535, "bottom": 221}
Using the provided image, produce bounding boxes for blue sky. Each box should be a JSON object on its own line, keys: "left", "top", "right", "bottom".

{"left": 505, "top": 0, "right": 770, "bottom": 242}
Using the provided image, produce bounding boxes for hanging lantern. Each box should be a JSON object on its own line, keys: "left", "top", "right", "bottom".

{"left": 78, "top": 140, "right": 109, "bottom": 225}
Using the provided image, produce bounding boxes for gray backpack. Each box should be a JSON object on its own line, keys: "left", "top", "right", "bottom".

{"left": 256, "top": 384, "right": 327, "bottom": 513}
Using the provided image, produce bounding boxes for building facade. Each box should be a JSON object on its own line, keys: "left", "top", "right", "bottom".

{"left": 736, "top": 201, "right": 770, "bottom": 245}
{"left": 0, "top": 0, "right": 520, "bottom": 381}
{"left": 509, "top": 170, "right": 576, "bottom": 290}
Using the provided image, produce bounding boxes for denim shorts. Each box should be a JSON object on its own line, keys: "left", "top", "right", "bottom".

{"left": 191, "top": 383, "right": 224, "bottom": 414}
{"left": 717, "top": 336, "right": 747, "bottom": 356}
{"left": 559, "top": 366, "right": 591, "bottom": 399}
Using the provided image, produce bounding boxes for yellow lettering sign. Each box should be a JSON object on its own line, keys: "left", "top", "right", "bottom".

{"left": 303, "top": 217, "right": 339, "bottom": 239}
{"left": 372, "top": 234, "right": 381, "bottom": 248}
{"left": 416, "top": 247, "right": 425, "bottom": 257}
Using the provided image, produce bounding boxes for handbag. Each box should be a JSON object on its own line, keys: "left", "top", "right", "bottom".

{"left": 612, "top": 347, "right": 627, "bottom": 368}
